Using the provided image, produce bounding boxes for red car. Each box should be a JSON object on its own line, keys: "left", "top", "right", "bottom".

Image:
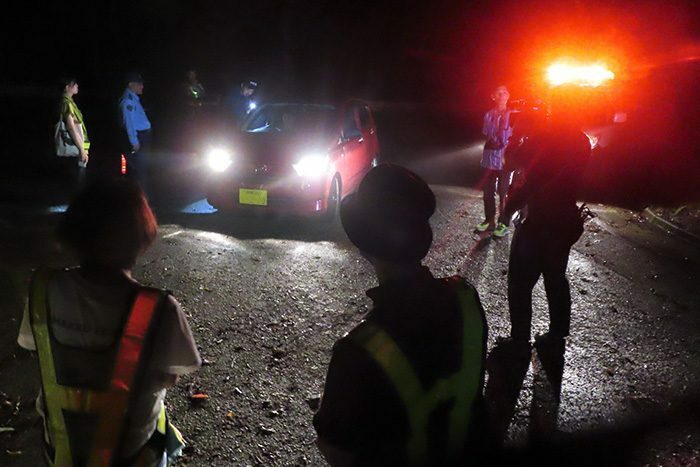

{"left": 204, "top": 99, "right": 380, "bottom": 220}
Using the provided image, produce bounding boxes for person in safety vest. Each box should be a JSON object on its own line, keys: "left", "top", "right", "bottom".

{"left": 16, "top": 179, "right": 201, "bottom": 466}
{"left": 56, "top": 76, "right": 90, "bottom": 197}
{"left": 182, "top": 69, "right": 206, "bottom": 108}
{"left": 314, "top": 164, "right": 489, "bottom": 466}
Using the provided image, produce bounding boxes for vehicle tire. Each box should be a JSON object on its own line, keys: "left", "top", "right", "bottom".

{"left": 321, "top": 176, "right": 341, "bottom": 224}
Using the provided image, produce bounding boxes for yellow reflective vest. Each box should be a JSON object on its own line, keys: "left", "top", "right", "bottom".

{"left": 29, "top": 269, "right": 174, "bottom": 466}
{"left": 349, "top": 277, "right": 487, "bottom": 465}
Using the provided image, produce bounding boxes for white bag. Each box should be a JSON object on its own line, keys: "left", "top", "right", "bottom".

{"left": 54, "top": 120, "right": 81, "bottom": 157}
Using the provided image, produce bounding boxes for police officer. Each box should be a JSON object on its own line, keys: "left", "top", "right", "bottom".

{"left": 227, "top": 80, "right": 257, "bottom": 123}
{"left": 314, "top": 164, "right": 489, "bottom": 466}
{"left": 500, "top": 86, "right": 592, "bottom": 352}
{"left": 119, "top": 72, "right": 152, "bottom": 189}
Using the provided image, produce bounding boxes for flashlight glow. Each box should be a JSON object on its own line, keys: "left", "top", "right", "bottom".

{"left": 546, "top": 62, "right": 615, "bottom": 87}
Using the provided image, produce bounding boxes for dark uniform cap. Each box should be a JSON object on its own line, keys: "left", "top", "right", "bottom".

{"left": 125, "top": 72, "right": 144, "bottom": 84}
{"left": 340, "top": 164, "right": 436, "bottom": 262}
{"left": 242, "top": 80, "right": 258, "bottom": 89}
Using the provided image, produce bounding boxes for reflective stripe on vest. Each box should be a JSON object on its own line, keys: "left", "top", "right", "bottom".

{"left": 349, "top": 278, "right": 486, "bottom": 465}
{"left": 29, "top": 269, "right": 163, "bottom": 467}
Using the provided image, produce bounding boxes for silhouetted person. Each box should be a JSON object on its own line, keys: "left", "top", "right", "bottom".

{"left": 314, "top": 164, "right": 489, "bottom": 466}
{"left": 500, "top": 86, "right": 592, "bottom": 351}
{"left": 183, "top": 69, "right": 206, "bottom": 108}
{"left": 227, "top": 80, "right": 257, "bottom": 123}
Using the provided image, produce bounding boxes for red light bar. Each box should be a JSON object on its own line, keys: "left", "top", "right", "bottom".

{"left": 546, "top": 61, "right": 615, "bottom": 87}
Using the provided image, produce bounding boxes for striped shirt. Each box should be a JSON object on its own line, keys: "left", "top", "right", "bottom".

{"left": 481, "top": 108, "right": 513, "bottom": 170}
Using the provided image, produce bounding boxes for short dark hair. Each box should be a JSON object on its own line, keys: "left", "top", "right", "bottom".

{"left": 59, "top": 76, "right": 77, "bottom": 91}
{"left": 57, "top": 179, "right": 158, "bottom": 269}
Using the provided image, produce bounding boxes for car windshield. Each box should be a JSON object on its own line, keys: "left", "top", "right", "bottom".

{"left": 242, "top": 103, "right": 336, "bottom": 134}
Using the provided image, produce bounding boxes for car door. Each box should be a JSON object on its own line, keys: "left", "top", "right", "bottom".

{"left": 339, "top": 104, "right": 367, "bottom": 192}
{"left": 357, "top": 104, "right": 378, "bottom": 172}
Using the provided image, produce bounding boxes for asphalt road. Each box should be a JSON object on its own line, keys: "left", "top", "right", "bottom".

{"left": 1, "top": 178, "right": 699, "bottom": 465}
{"left": 0, "top": 111, "right": 699, "bottom": 465}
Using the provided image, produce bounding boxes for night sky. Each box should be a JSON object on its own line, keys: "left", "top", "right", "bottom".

{"left": 4, "top": 0, "right": 698, "bottom": 104}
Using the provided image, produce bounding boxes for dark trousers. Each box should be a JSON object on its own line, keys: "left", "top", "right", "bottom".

{"left": 55, "top": 157, "right": 86, "bottom": 202}
{"left": 124, "top": 130, "right": 151, "bottom": 193}
{"left": 482, "top": 169, "right": 511, "bottom": 225}
{"left": 507, "top": 225, "right": 575, "bottom": 341}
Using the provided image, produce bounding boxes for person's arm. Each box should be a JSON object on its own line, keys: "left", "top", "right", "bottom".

{"left": 313, "top": 336, "right": 399, "bottom": 465}
{"left": 149, "top": 296, "right": 201, "bottom": 380}
{"left": 120, "top": 99, "right": 140, "bottom": 151}
{"left": 502, "top": 138, "right": 541, "bottom": 217}
{"left": 65, "top": 113, "right": 88, "bottom": 164}
{"left": 482, "top": 112, "right": 492, "bottom": 138}
{"left": 156, "top": 372, "right": 179, "bottom": 388}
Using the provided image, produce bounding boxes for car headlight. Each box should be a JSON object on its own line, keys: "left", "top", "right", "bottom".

{"left": 293, "top": 153, "right": 329, "bottom": 177}
{"left": 207, "top": 148, "right": 233, "bottom": 172}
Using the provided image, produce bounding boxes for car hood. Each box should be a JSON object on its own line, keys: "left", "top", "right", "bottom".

{"left": 232, "top": 131, "right": 334, "bottom": 172}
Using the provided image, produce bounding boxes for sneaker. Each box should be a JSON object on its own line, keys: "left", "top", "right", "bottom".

{"left": 476, "top": 221, "right": 491, "bottom": 232}
{"left": 493, "top": 222, "right": 510, "bottom": 237}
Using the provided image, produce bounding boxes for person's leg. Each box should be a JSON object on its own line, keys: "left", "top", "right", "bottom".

{"left": 481, "top": 170, "right": 497, "bottom": 227}
{"left": 124, "top": 149, "right": 143, "bottom": 185}
{"left": 507, "top": 228, "right": 543, "bottom": 342}
{"left": 496, "top": 170, "right": 513, "bottom": 226}
{"left": 542, "top": 242, "right": 573, "bottom": 338}
{"left": 137, "top": 130, "right": 152, "bottom": 196}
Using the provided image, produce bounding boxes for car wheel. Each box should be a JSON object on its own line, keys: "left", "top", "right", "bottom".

{"left": 322, "top": 176, "right": 341, "bottom": 223}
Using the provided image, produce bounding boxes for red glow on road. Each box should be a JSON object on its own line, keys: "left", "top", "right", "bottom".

{"left": 546, "top": 61, "right": 615, "bottom": 87}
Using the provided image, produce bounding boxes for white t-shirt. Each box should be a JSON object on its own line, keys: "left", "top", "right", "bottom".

{"left": 17, "top": 269, "right": 201, "bottom": 457}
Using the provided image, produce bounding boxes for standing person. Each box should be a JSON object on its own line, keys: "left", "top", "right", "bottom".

{"left": 477, "top": 85, "right": 514, "bottom": 237}
{"left": 17, "top": 179, "right": 201, "bottom": 466}
{"left": 227, "top": 80, "right": 257, "bottom": 123}
{"left": 314, "top": 164, "right": 489, "bottom": 466}
{"left": 119, "top": 72, "right": 152, "bottom": 190}
{"left": 56, "top": 76, "right": 90, "bottom": 196}
{"left": 500, "top": 86, "right": 592, "bottom": 351}
{"left": 183, "top": 69, "right": 206, "bottom": 108}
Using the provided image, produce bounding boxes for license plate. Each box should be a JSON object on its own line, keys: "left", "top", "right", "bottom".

{"left": 239, "top": 188, "right": 268, "bottom": 206}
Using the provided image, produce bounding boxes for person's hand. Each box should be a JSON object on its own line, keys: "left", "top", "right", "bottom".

{"left": 132, "top": 143, "right": 141, "bottom": 153}
{"left": 80, "top": 150, "right": 89, "bottom": 165}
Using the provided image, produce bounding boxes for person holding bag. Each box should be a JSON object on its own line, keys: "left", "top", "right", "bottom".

{"left": 55, "top": 76, "right": 90, "bottom": 196}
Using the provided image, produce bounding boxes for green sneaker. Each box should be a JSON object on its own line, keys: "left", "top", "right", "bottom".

{"left": 475, "top": 221, "right": 491, "bottom": 232}
{"left": 493, "top": 222, "right": 510, "bottom": 237}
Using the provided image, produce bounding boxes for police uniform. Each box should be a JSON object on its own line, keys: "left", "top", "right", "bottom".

{"left": 119, "top": 87, "right": 152, "bottom": 186}
{"left": 314, "top": 269, "right": 488, "bottom": 466}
